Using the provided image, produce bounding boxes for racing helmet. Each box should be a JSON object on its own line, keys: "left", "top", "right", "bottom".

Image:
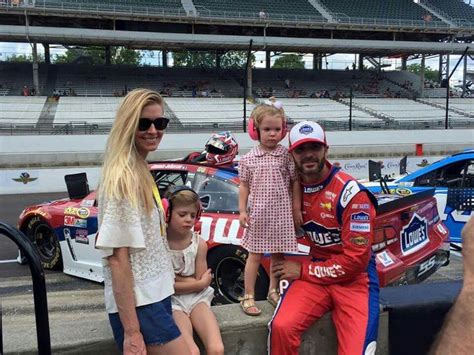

{"left": 205, "top": 131, "right": 238, "bottom": 166}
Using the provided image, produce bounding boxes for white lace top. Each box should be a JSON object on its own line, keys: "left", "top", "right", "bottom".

{"left": 96, "top": 196, "right": 174, "bottom": 314}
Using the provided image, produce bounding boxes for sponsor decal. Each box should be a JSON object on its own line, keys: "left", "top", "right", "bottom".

{"left": 350, "top": 236, "right": 369, "bottom": 246}
{"left": 74, "top": 219, "right": 87, "bottom": 228}
{"left": 24, "top": 207, "right": 49, "bottom": 218}
{"left": 320, "top": 212, "right": 334, "bottom": 219}
{"left": 340, "top": 181, "right": 360, "bottom": 208}
{"left": 352, "top": 203, "right": 370, "bottom": 209}
{"left": 12, "top": 172, "right": 38, "bottom": 184}
{"left": 308, "top": 263, "right": 345, "bottom": 278}
{"left": 151, "top": 164, "right": 186, "bottom": 170}
{"left": 417, "top": 255, "right": 437, "bottom": 277}
{"left": 303, "top": 221, "right": 341, "bottom": 247}
{"left": 299, "top": 124, "right": 313, "bottom": 135}
{"left": 80, "top": 199, "right": 95, "bottom": 207}
{"left": 399, "top": 181, "right": 414, "bottom": 188}
{"left": 395, "top": 188, "right": 412, "bottom": 196}
{"left": 324, "top": 191, "right": 336, "bottom": 201}
{"left": 64, "top": 215, "right": 76, "bottom": 227}
{"left": 377, "top": 251, "right": 395, "bottom": 267}
{"left": 343, "top": 162, "right": 368, "bottom": 171}
{"left": 351, "top": 212, "right": 370, "bottom": 222}
{"left": 64, "top": 207, "right": 90, "bottom": 218}
{"left": 303, "top": 185, "right": 324, "bottom": 193}
{"left": 437, "top": 223, "right": 448, "bottom": 235}
{"left": 400, "top": 213, "right": 429, "bottom": 256}
{"left": 350, "top": 222, "right": 371, "bottom": 232}
{"left": 197, "top": 167, "right": 207, "bottom": 173}
{"left": 75, "top": 229, "right": 89, "bottom": 244}
{"left": 320, "top": 202, "right": 332, "bottom": 211}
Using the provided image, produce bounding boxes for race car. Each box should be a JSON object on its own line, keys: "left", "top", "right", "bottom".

{"left": 365, "top": 149, "right": 474, "bottom": 244}
{"left": 18, "top": 161, "right": 450, "bottom": 304}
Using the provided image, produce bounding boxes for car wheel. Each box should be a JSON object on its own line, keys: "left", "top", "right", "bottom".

{"left": 24, "top": 216, "right": 62, "bottom": 270}
{"left": 207, "top": 245, "right": 269, "bottom": 305}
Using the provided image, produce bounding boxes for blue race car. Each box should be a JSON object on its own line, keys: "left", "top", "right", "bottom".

{"left": 366, "top": 149, "right": 474, "bottom": 243}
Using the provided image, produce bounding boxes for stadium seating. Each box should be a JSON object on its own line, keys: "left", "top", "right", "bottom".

{"left": 320, "top": 0, "right": 440, "bottom": 23}
{"left": 427, "top": 0, "right": 474, "bottom": 23}
{"left": 41, "top": 0, "right": 185, "bottom": 14}
{"left": 0, "top": 96, "right": 47, "bottom": 126}
{"left": 193, "top": 0, "right": 324, "bottom": 21}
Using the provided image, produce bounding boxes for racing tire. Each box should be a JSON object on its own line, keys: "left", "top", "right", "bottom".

{"left": 24, "top": 216, "right": 63, "bottom": 270}
{"left": 207, "top": 245, "right": 269, "bottom": 305}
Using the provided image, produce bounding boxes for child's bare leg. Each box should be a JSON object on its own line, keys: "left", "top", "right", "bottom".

{"left": 190, "top": 303, "right": 224, "bottom": 355}
{"left": 244, "top": 252, "right": 263, "bottom": 295}
{"left": 268, "top": 253, "right": 284, "bottom": 304}
{"left": 242, "top": 252, "right": 263, "bottom": 315}
{"left": 167, "top": 310, "right": 199, "bottom": 355}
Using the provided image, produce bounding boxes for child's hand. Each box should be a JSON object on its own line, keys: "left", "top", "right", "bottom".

{"left": 199, "top": 268, "right": 213, "bottom": 289}
{"left": 239, "top": 211, "right": 249, "bottom": 228}
{"left": 293, "top": 209, "right": 303, "bottom": 229}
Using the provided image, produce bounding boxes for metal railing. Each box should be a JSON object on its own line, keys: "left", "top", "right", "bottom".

{"left": 1, "top": 1, "right": 472, "bottom": 29}
{"left": 0, "top": 222, "right": 51, "bottom": 355}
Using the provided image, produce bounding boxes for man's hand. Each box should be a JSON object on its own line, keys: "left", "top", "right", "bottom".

{"left": 462, "top": 216, "right": 474, "bottom": 290}
{"left": 123, "top": 330, "right": 146, "bottom": 355}
{"left": 272, "top": 260, "right": 301, "bottom": 282}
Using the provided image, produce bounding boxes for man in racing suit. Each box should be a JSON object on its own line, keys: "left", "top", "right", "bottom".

{"left": 270, "top": 121, "right": 379, "bottom": 355}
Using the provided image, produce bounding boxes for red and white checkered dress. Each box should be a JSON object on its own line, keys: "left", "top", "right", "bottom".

{"left": 239, "top": 144, "right": 299, "bottom": 253}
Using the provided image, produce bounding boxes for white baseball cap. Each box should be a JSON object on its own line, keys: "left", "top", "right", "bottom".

{"left": 288, "top": 121, "right": 327, "bottom": 152}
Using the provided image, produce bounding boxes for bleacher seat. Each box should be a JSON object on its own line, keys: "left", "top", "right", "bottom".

{"left": 427, "top": 0, "right": 474, "bottom": 23}
{"left": 193, "top": 0, "right": 324, "bottom": 21}
{"left": 0, "top": 96, "right": 47, "bottom": 126}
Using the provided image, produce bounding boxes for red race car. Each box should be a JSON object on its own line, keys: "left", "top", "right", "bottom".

{"left": 18, "top": 161, "right": 450, "bottom": 304}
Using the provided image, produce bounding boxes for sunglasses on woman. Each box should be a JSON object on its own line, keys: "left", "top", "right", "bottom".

{"left": 138, "top": 117, "right": 170, "bottom": 131}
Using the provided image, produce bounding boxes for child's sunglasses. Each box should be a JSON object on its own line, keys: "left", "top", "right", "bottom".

{"left": 138, "top": 117, "right": 170, "bottom": 131}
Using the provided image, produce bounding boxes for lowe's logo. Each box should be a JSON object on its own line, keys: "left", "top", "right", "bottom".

{"left": 401, "top": 213, "right": 429, "bottom": 256}
{"left": 303, "top": 221, "right": 341, "bottom": 247}
{"left": 351, "top": 212, "right": 369, "bottom": 222}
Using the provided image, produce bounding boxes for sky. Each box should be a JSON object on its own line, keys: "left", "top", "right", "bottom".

{"left": 0, "top": 41, "right": 472, "bottom": 86}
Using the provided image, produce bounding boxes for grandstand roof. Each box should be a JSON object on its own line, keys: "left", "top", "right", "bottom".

{"left": 1, "top": 25, "right": 472, "bottom": 56}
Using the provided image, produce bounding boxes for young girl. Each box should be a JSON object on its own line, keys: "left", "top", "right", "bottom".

{"left": 165, "top": 186, "right": 225, "bottom": 355}
{"left": 238, "top": 102, "right": 302, "bottom": 316}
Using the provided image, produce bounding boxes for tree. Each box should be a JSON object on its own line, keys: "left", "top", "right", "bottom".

{"left": 54, "top": 46, "right": 142, "bottom": 65}
{"left": 172, "top": 50, "right": 254, "bottom": 69}
{"left": 404, "top": 63, "right": 439, "bottom": 82}
{"left": 6, "top": 53, "right": 44, "bottom": 63}
{"left": 272, "top": 54, "right": 305, "bottom": 69}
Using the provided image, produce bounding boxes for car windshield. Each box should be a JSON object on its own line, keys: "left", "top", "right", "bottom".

{"left": 194, "top": 172, "right": 239, "bottom": 213}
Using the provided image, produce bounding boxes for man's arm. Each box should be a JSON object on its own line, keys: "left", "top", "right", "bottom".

{"left": 430, "top": 216, "right": 474, "bottom": 354}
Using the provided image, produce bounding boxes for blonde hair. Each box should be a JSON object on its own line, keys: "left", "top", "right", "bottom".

{"left": 99, "top": 88, "right": 164, "bottom": 214}
{"left": 167, "top": 189, "right": 200, "bottom": 214}
{"left": 250, "top": 103, "right": 285, "bottom": 130}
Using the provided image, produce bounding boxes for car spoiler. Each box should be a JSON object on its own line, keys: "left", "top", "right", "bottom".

{"left": 376, "top": 188, "right": 435, "bottom": 215}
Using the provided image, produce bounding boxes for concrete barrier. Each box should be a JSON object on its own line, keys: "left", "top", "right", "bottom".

{"left": 0, "top": 129, "right": 472, "bottom": 167}
{"left": 2, "top": 288, "right": 388, "bottom": 354}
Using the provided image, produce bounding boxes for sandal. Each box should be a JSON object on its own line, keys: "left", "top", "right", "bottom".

{"left": 239, "top": 294, "right": 261, "bottom": 316}
{"left": 267, "top": 288, "right": 280, "bottom": 307}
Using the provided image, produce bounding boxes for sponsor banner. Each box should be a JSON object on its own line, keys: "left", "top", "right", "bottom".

{"left": 401, "top": 213, "right": 429, "bottom": 256}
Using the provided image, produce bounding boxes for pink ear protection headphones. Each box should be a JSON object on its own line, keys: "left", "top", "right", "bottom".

{"left": 161, "top": 186, "right": 202, "bottom": 223}
{"left": 247, "top": 101, "right": 287, "bottom": 141}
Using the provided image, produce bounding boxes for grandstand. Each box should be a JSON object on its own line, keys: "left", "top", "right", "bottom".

{"left": 0, "top": 0, "right": 473, "bottom": 135}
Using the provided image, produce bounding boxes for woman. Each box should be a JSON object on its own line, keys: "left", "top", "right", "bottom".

{"left": 96, "top": 89, "right": 189, "bottom": 354}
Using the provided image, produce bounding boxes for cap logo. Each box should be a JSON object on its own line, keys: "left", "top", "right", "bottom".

{"left": 299, "top": 124, "right": 313, "bottom": 135}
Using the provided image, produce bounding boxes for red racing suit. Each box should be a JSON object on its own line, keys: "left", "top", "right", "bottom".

{"left": 269, "top": 163, "right": 379, "bottom": 355}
